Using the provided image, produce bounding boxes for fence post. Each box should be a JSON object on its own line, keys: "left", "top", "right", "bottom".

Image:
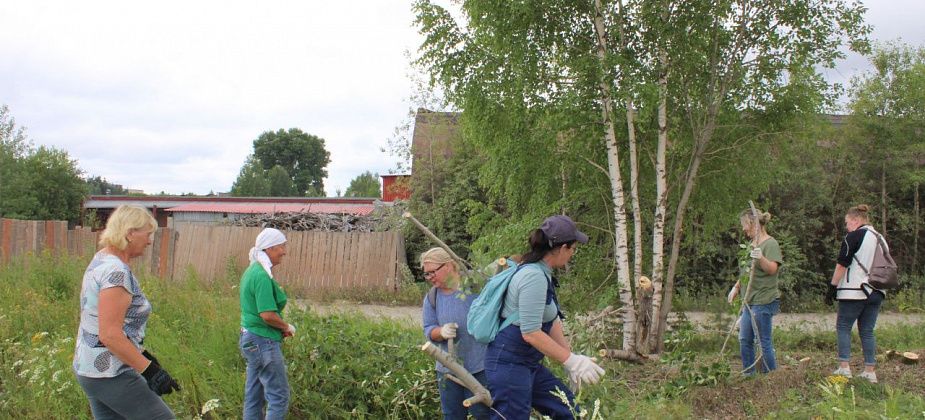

{"left": 0, "top": 219, "right": 11, "bottom": 263}
{"left": 157, "top": 228, "right": 171, "bottom": 279}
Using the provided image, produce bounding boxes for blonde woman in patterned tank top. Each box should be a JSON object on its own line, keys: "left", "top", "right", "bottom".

{"left": 73, "top": 205, "right": 179, "bottom": 419}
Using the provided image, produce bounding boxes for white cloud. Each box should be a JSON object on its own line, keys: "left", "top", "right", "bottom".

{"left": 1, "top": 0, "right": 923, "bottom": 196}
{"left": 0, "top": 0, "right": 419, "bottom": 194}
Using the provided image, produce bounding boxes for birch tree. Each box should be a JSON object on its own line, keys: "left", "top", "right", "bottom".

{"left": 414, "top": 0, "right": 868, "bottom": 358}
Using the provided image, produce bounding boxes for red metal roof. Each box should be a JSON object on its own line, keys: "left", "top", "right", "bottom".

{"left": 165, "top": 203, "right": 375, "bottom": 215}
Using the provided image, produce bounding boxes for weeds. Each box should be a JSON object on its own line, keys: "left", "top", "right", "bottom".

{"left": 1, "top": 253, "right": 924, "bottom": 419}
{"left": 657, "top": 320, "right": 731, "bottom": 398}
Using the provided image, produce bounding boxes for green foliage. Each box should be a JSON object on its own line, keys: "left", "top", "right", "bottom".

{"left": 3, "top": 255, "right": 925, "bottom": 418}
{"left": 253, "top": 128, "right": 331, "bottom": 196}
{"left": 267, "top": 165, "right": 295, "bottom": 197}
{"left": 412, "top": 0, "right": 872, "bottom": 317}
{"left": 230, "top": 154, "right": 271, "bottom": 197}
{"left": 657, "top": 321, "right": 732, "bottom": 398}
{"left": 0, "top": 105, "right": 87, "bottom": 221}
{"left": 844, "top": 42, "right": 925, "bottom": 275}
{"left": 770, "top": 375, "right": 925, "bottom": 419}
{"left": 0, "top": 254, "right": 440, "bottom": 419}
{"left": 84, "top": 175, "right": 127, "bottom": 196}
{"left": 22, "top": 147, "right": 88, "bottom": 220}
{"left": 891, "top": 274, "right": 925, "bottom": 313}
{"left": 344, "top": 171, "right": 381, "bottom": 198}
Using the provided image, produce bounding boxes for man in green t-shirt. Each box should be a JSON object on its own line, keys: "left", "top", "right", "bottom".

{"left": 238, "top": 228, "right": 294, "bottom": 420}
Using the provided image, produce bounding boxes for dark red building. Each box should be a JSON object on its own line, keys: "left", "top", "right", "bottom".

{"left": 380, "top": 174, "right": 411, "bottom": 202}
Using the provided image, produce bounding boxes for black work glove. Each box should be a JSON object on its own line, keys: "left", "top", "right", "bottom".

{"left": 141, "top": 361, "right": 181, "bottom": 396}
{"left": 825, "top": 284, "right": 837, "bottom": 306}
{"left": 142, "top": 349, "right": 160, "bottom": 366}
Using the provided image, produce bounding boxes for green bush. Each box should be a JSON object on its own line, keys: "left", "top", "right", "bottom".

{"left": 2, "top": 254, "right": 924, "bottom": 419}
{"left": 0, "top": 254, "right": 440, "bottom": 419}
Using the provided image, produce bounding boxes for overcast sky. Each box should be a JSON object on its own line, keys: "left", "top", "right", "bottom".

{"left": 2, "top": 1, "right": 924, "bottom": 196}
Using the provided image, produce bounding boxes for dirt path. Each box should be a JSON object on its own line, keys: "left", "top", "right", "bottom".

{"left": 682, "top": 311, "right": 925, "bottom": 332}
{"left": 295, "top": 300, "right": 925, "bottom": 331}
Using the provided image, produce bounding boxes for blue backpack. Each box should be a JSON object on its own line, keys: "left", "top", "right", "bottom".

{"left": 467, "top": 259, "right": 525, "bottom": 344}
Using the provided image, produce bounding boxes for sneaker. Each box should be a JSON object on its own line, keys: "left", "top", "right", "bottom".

{"left": 858, "top": 371, "right": 878, "bottom": 383}
{"left": 832, "top": 367, "right": 852, "bottom": 378}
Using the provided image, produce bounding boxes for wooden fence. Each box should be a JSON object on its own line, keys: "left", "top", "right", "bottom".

{"left": 170, "top": 224, "right": 407, "bottom": 296}
{"left": 0, "top": 218, "right": 408, "bottom": 296}
{"left": 0, "top": 218, "right": 177, "bottom": 278}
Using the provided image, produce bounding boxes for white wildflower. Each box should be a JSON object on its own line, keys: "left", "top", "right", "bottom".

{"left": 200, "top": 398, "right": 221, "bottom": 415}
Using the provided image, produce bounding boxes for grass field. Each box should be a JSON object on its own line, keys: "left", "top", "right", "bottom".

{"left": 1, "top": 254, "right": 923, "bottom": 419}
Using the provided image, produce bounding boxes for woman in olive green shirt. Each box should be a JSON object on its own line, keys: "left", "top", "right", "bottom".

{"left": 728, "top": 209, "right": 783, "bottom": 375}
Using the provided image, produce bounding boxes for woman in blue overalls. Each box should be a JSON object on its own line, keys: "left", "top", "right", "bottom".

{"left": 485, "top": 215, "right": 605, "bottom": 419}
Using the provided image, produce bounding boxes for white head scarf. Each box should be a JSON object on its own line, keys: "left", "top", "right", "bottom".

{"left": 248, "top": 228, "right": 287, "bottom": 278}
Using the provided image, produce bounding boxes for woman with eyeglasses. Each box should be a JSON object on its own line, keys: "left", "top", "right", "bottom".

{"left": 420, "top": 247, "right": 490, "bottom": 420}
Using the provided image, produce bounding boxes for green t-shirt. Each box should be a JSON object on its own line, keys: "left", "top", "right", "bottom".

{"left": 239, "top": 262, "right": 288, "bottom": 341}
{"left": 745, "top": 237, "right": 783, "bottom": 305}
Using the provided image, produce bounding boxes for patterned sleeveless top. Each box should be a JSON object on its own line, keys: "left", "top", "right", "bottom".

{"left": 73, "top": 251, "right": 151, "bottom": 378}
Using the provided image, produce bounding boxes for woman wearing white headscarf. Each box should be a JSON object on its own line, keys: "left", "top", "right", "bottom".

{"left": 239, "top": 228, "right": 295, "bottom": 420}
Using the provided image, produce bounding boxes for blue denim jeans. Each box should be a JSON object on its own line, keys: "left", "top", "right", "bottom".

{"left": 739, "top": 299, "right": 779, "bottom": 374}
{"left": 437, "top": 370, "right": 491, "bottom": 420}
{"left": 240, "top": 330, "right": 290, "bottom": 420}
{"left": 837, "top": 291, "right": 883, "bottom": 366}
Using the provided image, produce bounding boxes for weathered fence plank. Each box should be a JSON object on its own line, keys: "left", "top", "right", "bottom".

{"left": 0, "top": 218, "right": 176, "bottom": 279}
{"left": 169, "top": 224, "right": 404, "bottom": 296}
{"left": 0, "top": 218, "right": 406, "bottom": 297}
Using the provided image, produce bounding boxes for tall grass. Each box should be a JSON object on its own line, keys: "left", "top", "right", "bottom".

{"left": 1, "top": 254, "right": 923, "bottom": 419}
{"left": 0, "top": 253, "right": 439, "bottom": 419}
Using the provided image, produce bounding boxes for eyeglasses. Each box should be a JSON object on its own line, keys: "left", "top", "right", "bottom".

{"left": 423, "top": 263, "right": 446, "bottom": 279}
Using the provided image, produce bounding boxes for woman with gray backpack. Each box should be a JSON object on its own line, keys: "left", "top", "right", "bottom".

{"left": 830, "top": 204, "right": 898, "bottom": 383}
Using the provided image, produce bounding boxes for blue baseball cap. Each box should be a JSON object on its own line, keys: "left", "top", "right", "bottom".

{"left": 540, "top": 215, "right": 589, "bottom": 245}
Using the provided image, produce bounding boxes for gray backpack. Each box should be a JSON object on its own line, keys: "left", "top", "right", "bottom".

{"left": 854, "top": 232, "right": 899, "bottom": 290}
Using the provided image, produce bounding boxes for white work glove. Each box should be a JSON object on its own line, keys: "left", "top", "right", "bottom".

{"left": 284, "top": 323, "right": 296, "bottom": 337}
{"left": 563, "top": 353, "right": 605, "bottom": 386}
{"left": 727, "top": 284, "right": 739, "bottom": 304}
{"left": 750, "top": 247, "right": 763, "bottom": 260}
{"left": 439, "top": 323, "right": 458, "bottom": 340}
{"left": 562, "top": 363, "right": 579, "bottom": 391}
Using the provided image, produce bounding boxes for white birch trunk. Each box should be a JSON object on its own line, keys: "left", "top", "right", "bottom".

{"left": 648, "top": 49, "right": 669, "bottom": 348}
{"left": 626, "top": 100, "right": 643, "bottom": 281}
{"left": 626, "top": 99, "right": 649, "bottom": 353}
{"left": 593, "top": 0, "right": 635, "bottom": 352}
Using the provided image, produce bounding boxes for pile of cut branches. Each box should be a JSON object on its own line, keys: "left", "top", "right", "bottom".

{"left": 228, "top": 212, "right": 375, "bottom": 232}
{"left": 226, "top": 202, "right": 407, "bottom": 232}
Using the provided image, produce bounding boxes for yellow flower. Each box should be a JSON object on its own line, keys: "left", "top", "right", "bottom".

{"left": 31, "top": 331, "right": 49, "bottom": 344}
{"left": 826, "top": 375, "right": 849, "bottom": 385}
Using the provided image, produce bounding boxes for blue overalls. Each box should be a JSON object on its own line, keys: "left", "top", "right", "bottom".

{"left": 484, "top": 270, "right": 576, "bottom": 420}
